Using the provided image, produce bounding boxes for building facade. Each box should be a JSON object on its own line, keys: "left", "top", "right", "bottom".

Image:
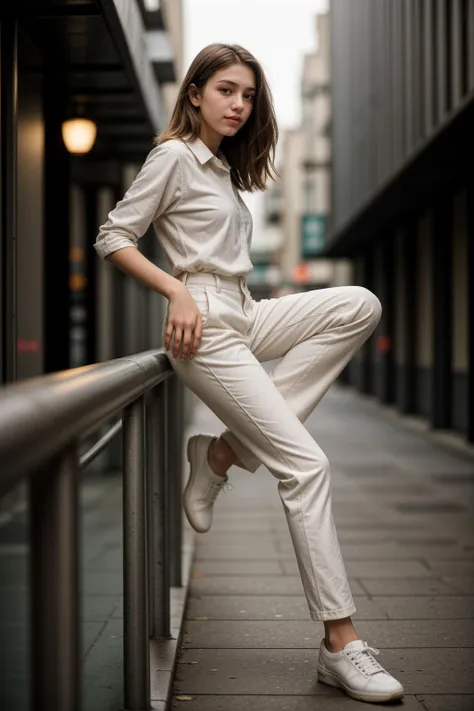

{"left": 327, "top": 0, "right": 474, "bottom": 443}
{"left": 274, "top": 12, "right": 352, "bottom": 292}
{"left": 0, "top": 0, "right": 182, "bottom": 385}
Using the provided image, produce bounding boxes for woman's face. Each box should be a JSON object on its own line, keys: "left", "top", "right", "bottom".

{"left": 189, "top": 63, "right": 256, "bottom": 140}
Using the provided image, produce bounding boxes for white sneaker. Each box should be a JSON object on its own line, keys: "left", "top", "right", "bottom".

{"left": 183, "top": 435, "right": 232, "bottom": 533}
{"left": 318, "top": 638, "right": 404, "bottom": 703}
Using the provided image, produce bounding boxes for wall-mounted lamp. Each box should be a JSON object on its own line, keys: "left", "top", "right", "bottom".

{"left": 61, "top": 118, "right": 97, "bottom": 154}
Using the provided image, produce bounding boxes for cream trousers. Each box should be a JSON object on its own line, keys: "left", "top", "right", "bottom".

{"left": 164, "top": 272, "right": 382, "bottom": 621}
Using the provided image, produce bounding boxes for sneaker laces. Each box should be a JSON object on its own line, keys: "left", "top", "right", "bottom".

{"left": 347, "top": 646, "right": 385, "bottom": 676}
{"left": 204, "top": 478, "right": 233, "bottom": 503}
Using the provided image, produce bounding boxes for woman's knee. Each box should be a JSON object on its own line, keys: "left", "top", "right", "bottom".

{"left": 346, "top": 286, "right": 382, "bottom": 330}
{"left": 289, "top": 451, "right": 331, "bottom": 488}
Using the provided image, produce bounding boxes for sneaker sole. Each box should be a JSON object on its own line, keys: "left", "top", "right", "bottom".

{"left": 318, "top": 666, "right": 404, "bottom": 703}
{"left": 183, "top": 436, "right": 210, "bottom": 534}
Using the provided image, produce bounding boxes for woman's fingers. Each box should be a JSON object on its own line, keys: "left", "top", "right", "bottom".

{"left": 190, "top": 314, "right": 203, "bottom": 359}
{"left": 180, "top": 325, "right": 194, "bottom": 360}
{"left": 164, "top": 321, "right": 174, "bottom": 352}
{"left": 169, "top": 320, "right": 202, "bottom": 359}
{"left": 172, "top": 326, "right": 183, "bottom": 358}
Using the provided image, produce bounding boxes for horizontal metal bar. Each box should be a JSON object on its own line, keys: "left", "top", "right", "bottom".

{"left": 79, "top": 418, "right": 122, "bottom": 469}
{"left": 0, "top": 349, "right": 173, "bottom": 496}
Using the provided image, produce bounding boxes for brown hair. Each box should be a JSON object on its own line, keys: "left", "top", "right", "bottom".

{"left": 154, "top": 43, "right": 279, "bottom": 192}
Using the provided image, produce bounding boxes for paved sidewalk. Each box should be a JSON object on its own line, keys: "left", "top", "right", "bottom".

{"left": 171, "top": 384, "right": 474, "bottom": 710}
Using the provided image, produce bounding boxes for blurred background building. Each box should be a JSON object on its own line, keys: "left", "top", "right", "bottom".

{"left": 1, "top": 0, "right": 183, "bottom": 385}
{"left": 260, "top": 12, "right": 351, "bottom": 298}
{"left": 326, "top": 0, "right": 474, "bottom": 446}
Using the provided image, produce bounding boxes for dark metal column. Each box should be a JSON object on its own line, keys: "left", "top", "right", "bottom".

{"left": 30, "top": 445, "right": 81, "bottom": 711}
{"left": 363, "top": 249, "right": 376, "bottom": 395}
{"left": 1, "top": 18, "right": 18, "bottom": 384}
{"left": 374, "top": 238, "right": 395, "bottom": 404}
{"left": 123, "top": 396, "right": 150, "bottom": 710}
{"left": 147, "top": 382, "right": 171, "bottom": 638}
{"left": 84, "top": 185, "right": 98, "bottom": 365}
{"left": 43, "top": 71, "right": 71, "bottom": 373}
{"left": 431, "top": 196, "right": 453, "bottom": 429}
{"left": 467, "top": 183, "right": 474, "bottom": 443}
{"left": 167, "top": 376, "right": 183, "bottom": 588}
{"left": 397, "top": 220, "right": 417, "bottom": 414}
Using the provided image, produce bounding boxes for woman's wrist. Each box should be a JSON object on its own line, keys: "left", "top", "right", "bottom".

{"left": 162, "top": 276, "right": 184, "bottom": 300}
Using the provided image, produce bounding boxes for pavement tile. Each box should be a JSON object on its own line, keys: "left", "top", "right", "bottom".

{"left": 372, "top": 596, "right": 474, "bottom": 619}
{"left": 197, "top": 533, "right": 284, "bottom": 546}
{"left": 416, "top": 695, "right": 474, "bottom": 711}
{"left": 358, "top": 578, "right": 456, "bottom": 596}
{"left": 205, "top": 521, "right": 277, "bottom": 532}
{"left": 171, "top": 695, "right": 424, "bottom": 710}
{"left": 189, "top": 575, "right": 366, "bottom": 597}
{"left": 194, "top": 546, "right": 280, "bottom": 560}
{"left": 186, "top": 595, "right": 386, "bottom": 621}
{"left": 173, "top": 648, "right": 323, "bottom": 695}
{"left": 175, "top": 647, "right": 467, "bottom": 696}
{"left": 282, "top": 559, "right": 432, "bottom": 577}
{"left": 183, "top": 618, "right": 472, "bottom": 649}
{"left": 346, "top": 560, "right": 433, "bottom": 578}
{"left": 275, "top": 542, "right": 474, "bottom": 561}
{"left": 83, "top": 620, "right": 108, "bottom": 653}
{"left": 194, "top": 560, "right": 282, "bottom": 576}
{"left": 82, "top": 593, "right": 122, "bottom": 622}
{"left": 83, "top": 570, "right": 123, "bottom": 595}
{"left": 190, "top": 575, "right": 305, "bottom": 596}
{"left": 422, "top": 560, "right": 474, "bottom": 576}
{"left": 440, "top": 577, "right": 474, "bottom": 594}
{"left": 82, "top": 682, "right": 123, "bottom": 711}
{"left": 377, "top": 648, "right": 474, "bottom": 693}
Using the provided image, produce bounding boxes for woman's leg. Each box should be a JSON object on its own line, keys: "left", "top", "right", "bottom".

{"left": 170, "top": 325, "right": 356, "bottom": 623}
{"left": 219, "top": 285, "right": 381, "bottom": 474}
{"left": 211, "top": 285, "right": 381, "bottom": 648}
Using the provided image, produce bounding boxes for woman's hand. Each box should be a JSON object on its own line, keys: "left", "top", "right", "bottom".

{"left": 164, "top": 283, "right": 203, "bottom": 360}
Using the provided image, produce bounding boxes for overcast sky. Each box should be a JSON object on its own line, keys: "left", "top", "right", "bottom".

{"left": 183, "top": 0, "right": 329, "bottom": 245}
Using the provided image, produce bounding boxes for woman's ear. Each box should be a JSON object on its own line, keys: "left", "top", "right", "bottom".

{"left": 188, "top": 83, "right": 201, "bottom": 108}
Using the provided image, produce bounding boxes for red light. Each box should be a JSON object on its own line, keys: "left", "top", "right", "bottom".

{"left": 17, "top": 339, "right": 40, "bottom": 353}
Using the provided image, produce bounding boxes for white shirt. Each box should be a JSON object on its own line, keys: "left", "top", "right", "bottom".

{"left": 94, "top": 137, "right": 254, "bottom": 277}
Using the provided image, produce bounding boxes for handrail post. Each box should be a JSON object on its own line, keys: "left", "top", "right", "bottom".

{"left": 29, "top": 445, "right": 81, "bottom": 711}
{"left": 123, "top": 396, "right": 150, "bottom": 711}
{"left": 167, "top": 376, "right": 183, "bottom": 587}
{"left": 146, "top": 382, "right": 170, "bottom": 638}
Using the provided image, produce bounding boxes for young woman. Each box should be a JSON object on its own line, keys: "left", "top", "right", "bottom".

{"left": 95, "top": 43, "right": 404, "bottom": 704}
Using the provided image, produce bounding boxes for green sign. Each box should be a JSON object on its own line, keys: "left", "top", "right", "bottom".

{"left": 301, "top": 214, "right": 325, "bottom": 258}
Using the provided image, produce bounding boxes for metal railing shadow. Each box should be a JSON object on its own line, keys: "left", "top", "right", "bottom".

{"left": 0, "top": 348, "right": 186, "bottom": 711}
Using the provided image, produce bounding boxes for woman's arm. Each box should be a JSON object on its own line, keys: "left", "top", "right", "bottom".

{"left": 105, "top": 246, "right": 203, "bottom": 361}
{"left": 105, "top": 245, "right": 182, "bottom": 300}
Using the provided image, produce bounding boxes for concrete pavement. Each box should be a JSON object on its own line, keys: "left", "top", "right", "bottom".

{"left": 172, "top": 384, "right": 474, "bottom": 711}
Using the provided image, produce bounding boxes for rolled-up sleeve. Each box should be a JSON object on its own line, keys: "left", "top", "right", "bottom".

{"left": 94, "top": 145, "right": 182, "bottom": 260}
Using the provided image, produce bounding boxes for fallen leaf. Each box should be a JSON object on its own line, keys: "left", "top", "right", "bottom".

{"left": 175, "top": 696, "right": 194, "bottom": 701}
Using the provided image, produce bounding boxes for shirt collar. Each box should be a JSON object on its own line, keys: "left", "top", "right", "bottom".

{"left": 184, "top": 136, "right": 230, "bottom": 172}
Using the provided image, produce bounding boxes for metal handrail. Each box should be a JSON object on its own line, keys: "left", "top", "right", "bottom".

{"left": 0, "top": 348, "right": 186, "bottom": 711}
{"left": 79, "top": 417, "right": 122, "bottom": 468}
